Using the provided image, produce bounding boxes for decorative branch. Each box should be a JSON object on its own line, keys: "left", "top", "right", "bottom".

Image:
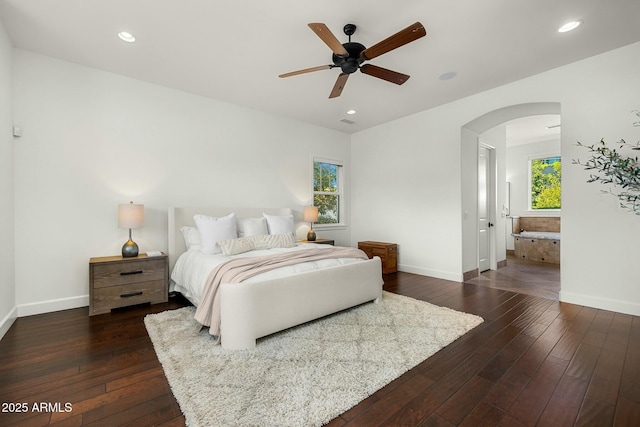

{"left": 572, "top": 109, "right": 640, "bottom": 214}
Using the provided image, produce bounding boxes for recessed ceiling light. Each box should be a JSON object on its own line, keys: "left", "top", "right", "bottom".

{"left": 346, "top": 109, "right": 356, "bottom": 115}
{"left": 558, "top": 20, "right": 582, "bottom": 33}
{"left": 117, "top": 31, "right": 136, "bottom": 43}
{"left": 438, "top": 71, "right": 457, "bottom": 81}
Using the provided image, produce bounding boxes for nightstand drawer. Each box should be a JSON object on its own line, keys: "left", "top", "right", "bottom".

{"left": 92, "top": 280, "right": 166, "bottom": 315}
{"left": 92, "top": 259, "right": 166, "bottom": 288}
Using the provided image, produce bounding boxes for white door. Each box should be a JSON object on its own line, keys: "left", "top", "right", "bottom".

{"left": 478, "top": 145, "right": 494, "bottom": 272}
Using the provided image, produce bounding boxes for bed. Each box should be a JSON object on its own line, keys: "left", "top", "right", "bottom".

{"left": 168, "top": 207, "right": 383, "bottom": 350}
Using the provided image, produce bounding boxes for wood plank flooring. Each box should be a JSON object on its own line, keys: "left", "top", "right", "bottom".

{"left": 1, "top": 269, "right": 638, "bottom": 426}
{"left": 467, "top": 255, "right": 560, "bottom": 301}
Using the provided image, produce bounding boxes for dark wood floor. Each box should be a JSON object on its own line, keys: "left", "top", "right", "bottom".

{"left": 467, "top": 255, "right": 560, "bottom": 301}
{"left": 1, "top": 269, "right": 638, "bottom": 426}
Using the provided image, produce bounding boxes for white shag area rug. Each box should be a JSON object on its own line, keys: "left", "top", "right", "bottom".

{"left": 144, "top": 291, "right": 483, "bottom": 427}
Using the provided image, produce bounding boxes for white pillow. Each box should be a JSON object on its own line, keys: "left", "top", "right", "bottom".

{"left": 218, "top": 237, "right": 255, "bottom": 256}
{"left": 194, "top": 213, "right": 237, "bottom": 254}
{"left": 263, "top": 213, "right": 295, "bottom": 235}
{"left": 237, "top": 217, "right": 268, "bottom": 237}
{"left": 180, "top": 226, "right": 201, "bottom": 251}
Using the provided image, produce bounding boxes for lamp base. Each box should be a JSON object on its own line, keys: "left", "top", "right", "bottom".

{"left": 306, "top": 229, "right": 317, "bottom": 241}
{"left": 122, "top": 240, "right": 139, "bottom": 258}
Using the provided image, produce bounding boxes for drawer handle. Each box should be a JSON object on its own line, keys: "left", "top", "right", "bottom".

{"left": 120, "top": 270, "right": 143, "bottom": 276}
{"left": 120, "top": 291, "right": 143, "bottom": 298}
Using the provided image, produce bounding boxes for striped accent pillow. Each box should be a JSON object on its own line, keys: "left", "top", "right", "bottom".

{"left": 218, "top": 233, "right": 297, "bottom": 256}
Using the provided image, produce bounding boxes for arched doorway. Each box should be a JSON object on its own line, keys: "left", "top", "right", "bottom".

{"left": 460, "top": 102, "right": 561, "bottom": 294}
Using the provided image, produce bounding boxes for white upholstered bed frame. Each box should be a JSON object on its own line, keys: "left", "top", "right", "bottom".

{"left": 168, "top": 207, "right": 384, "bottom": 350}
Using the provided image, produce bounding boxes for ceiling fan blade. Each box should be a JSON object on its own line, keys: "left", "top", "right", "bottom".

{"left": 360, "top": 64, "right": 410, "bottom": 85}
{"left": 329, "top": 73, "right": 349, "bottom": 98}
{"left": 279, "top": 65, "right": 332, "bottom": 78}
{"left": 308, "top": 23, "right": 349, "bottom": 56}
{"left": 360, "top": 22, "right": 426, "bottom": 61}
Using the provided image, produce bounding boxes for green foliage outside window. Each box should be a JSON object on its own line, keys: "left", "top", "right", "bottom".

{"left": 313, "top": 161, "right": 340, "bottom": 224}
{"left": 531, "top": 157, "right": 562, "bottom": 209}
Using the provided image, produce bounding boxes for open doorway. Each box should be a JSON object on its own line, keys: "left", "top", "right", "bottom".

{"left": 501, "top": 115, "right": 561, "bottom": 298}
{"left": 476, "top": 114, "right": 562, "bottom": 299}
{"left": 461, "top": 103, "right": 561, "bottom": 300}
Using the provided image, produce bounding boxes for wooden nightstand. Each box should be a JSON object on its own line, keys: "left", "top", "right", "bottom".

{"left": 358, "top": 241, "right": 398, "bottom": 274}
{"left": 298, "top": 238, "right": 335, "bottom": 245}
{"left": 89, "top": 253, "right": 168, "bottom": 316}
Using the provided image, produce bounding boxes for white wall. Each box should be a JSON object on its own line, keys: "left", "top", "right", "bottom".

{"left": 351, "top": 103, "right": 465, "bottom": 281}
{"left": 560, "top": 44, "right": 640, "bottom": 315}
{"left": 0, "top": 20, "right": 15, "bottom": 339}
{"left": 352, "top": 42, "right": 640, "bottom": 316}
{"left": 12, "top": 49, "right": 351, "bottom": 316}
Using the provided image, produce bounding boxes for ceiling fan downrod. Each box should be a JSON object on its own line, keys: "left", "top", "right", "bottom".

{"left": 343, "top": 23, "right": 356, "bottom": 42}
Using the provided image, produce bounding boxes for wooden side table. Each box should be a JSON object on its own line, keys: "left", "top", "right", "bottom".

{"left": 298, "top": 238, "right": 335, "bottom": 246}
{"left": 89, "top": 253, "right": 168, "bottom": 316}
{"left": 358, "top": 241, "right": 398, "bottom": 274}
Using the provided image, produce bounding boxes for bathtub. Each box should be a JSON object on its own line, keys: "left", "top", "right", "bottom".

{"left": 518, "top": 231, "right": 561, "bottom": 240}
{"left": 513, "top": 231, "right": 560, "bottom": 264}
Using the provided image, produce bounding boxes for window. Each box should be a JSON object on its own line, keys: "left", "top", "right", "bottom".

{"left": 529, "top": 155, "right": 561, "bottom": 210}
{"left": 313, "top": 159, "right": 343, "bottom": 225}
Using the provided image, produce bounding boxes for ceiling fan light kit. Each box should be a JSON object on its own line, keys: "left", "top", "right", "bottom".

{"left": 279, "top": 22, "right": 426, "bottom": 98}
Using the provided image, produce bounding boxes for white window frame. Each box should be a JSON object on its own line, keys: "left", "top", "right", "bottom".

{"left": 312, "top": 157, "right": 346, "bottom": 229}
{"left": 527, "top": 152, "right": 562, "bottom": 212}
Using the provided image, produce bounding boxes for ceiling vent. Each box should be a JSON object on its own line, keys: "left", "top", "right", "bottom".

{"left": 340, "top": 119, "right": 356, "bottom": 125}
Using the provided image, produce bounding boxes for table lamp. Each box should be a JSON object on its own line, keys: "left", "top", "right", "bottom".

{"left": 303, "top": 206, "right": 319, "bottom": 241}
{"left": 118, "top": 201, "right": 144, "bottom": 257}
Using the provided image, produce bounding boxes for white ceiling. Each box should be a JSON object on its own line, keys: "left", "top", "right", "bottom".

{"left": 506, "top": 115, "right": 561, "bottom": 147}
{"left": 1, "top": 0, "right": 639, "bottom": 134}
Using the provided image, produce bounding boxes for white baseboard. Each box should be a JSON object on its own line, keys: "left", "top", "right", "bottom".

{"left": 0, "top": 306, "right": 17, "bottom": 341}
{"left": 17, "top": 295, "right": 89, "bottom": 317}
{"left": 560, "top": 290, "right": 640, "bottom": 317}
{"left": 398, "top": 264, "right": 463, "bottom": 282}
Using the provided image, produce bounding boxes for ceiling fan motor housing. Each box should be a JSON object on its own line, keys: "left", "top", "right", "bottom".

{"left": 332, "top": 42, "right": 365, "bottom": 74}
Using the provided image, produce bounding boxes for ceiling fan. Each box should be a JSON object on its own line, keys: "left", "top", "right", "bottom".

{"left": 279, "top": 22, "right": 426, "bottom": 98}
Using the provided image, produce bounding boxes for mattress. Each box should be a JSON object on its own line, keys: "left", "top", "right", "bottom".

{"left": 518, "top": 231, "right": 561, "bottom": 240}
{"left": 171, "top": 243, "right": 365, "bottom": 306}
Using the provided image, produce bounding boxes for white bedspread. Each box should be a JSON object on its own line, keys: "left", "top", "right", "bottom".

{"left": 171, "top": 243, "right": 365, "bottom": 306}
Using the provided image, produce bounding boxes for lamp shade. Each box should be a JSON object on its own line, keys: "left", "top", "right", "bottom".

{"left": 118, "top": 202, "right": 144, "bottom": 229}
{"left": 303, "top": 206, "right": 319, "bottom": 223}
